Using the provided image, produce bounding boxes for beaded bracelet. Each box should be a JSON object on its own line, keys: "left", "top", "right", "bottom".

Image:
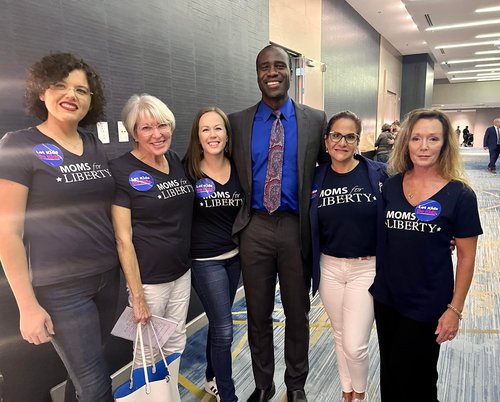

{"left": 447, "top": 304, "right": 463, "bottom": 320}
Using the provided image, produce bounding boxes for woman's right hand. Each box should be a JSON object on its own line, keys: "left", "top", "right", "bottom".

{"left": 131, "top": 295, "right": 152, "bottom": 324}
{"left": 20, "top": 304, "right": 54, "bottom": 345}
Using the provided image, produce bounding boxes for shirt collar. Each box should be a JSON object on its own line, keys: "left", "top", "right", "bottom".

{"left": 257, "top": 97, "right": 294, "bottom": 122}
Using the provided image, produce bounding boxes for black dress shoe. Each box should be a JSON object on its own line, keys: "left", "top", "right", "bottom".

{"left": 247, "top": 382, "right": 276, "bottom": 402}
{"left": 287, "top": 389, "right": 307, "bottom": 402}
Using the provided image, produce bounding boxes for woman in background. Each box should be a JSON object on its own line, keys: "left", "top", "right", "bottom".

{"left": 370, "top": 109, "right": 482, "bottom": 401}
{"left": 375, "top": 123, "right": 395, "bottom": 163}
{"left": 184, "top": 107, "right": 243, "bottom": 402}
{"left": 110, "top": 94, "right": 194, "bottom": 400}
{"left": 0, "top": 53, "right": 119, "bottom": 402}
{"left": 310, "top": 111, "right": 388, "bottom": 402}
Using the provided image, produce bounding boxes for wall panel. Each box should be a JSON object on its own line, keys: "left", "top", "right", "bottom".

{"left": 0, "top": 1, "right": 267, "bottom": 400}
{"left": 321, "top": 0, "right": 380, "bottom": 151}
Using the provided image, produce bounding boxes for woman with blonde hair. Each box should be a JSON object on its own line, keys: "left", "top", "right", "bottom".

{"left": 370, "top": 108, "right": 482, "bottom": 401}
{"left": 109, "top": 94, "right": 195, "bottom": 400}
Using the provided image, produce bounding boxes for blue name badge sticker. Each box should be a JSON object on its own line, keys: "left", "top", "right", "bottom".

{"left": 33, "top": 143, "right": 64, "bottom": 167}
{"left": 414, "top": 199, "right": 442, "bottom": 222}
{"left": 128, "top": 170, "right": 155, "bottom": 192}
{"left": 195, "top": 178, "right": 216, "bottom": 199}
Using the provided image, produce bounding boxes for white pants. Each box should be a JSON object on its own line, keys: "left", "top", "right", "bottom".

{"left": 319, "top": 254, "right": 375, "bottom": 394}
{"left": 129, "top": 270, "right": 191, "bottom": 366}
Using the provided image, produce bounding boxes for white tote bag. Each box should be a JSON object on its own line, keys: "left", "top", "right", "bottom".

{"left": 114, "top": 322, "right": 181, "bottom": 402}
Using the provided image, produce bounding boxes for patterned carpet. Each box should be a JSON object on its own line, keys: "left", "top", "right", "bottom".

{"left": 179, "top": 149, "right": 500, "bottom": 402}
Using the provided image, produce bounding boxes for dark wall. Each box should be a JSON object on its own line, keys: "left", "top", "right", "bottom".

{"left": 0, "top": 0, "right": 266, "bottom": 156}
{"left": 321, "top": 0, "right": 380, "bottom": 132}
{"left": 0, "top": 1, "right": 267, "bottom": 401}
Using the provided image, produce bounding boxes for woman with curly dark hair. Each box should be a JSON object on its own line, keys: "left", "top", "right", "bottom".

{"left": 0, "top": 53, "right": 119, "bottom": 402}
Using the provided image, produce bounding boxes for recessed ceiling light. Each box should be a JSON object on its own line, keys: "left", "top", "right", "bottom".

{"left": 477, "top": 72, "right": 500, "bottom": 76}
{"left": 448, "top": 68, "right": 500, "bottom": 74}
{"left": 443, "top": 57, "right": 500, "bottom": 64}
{"left": 435, "top": 41, "right": 498, "bottom": 49}
{"left": 475, "top": 62, "right": 500, "bottom": 67}
{"left": 426, "top": 19, "right": 500, "bottom": 31}
{"left": 450, "top": 76, "right": 484, "bottom": 81}
{"left": 475, "top": 6, "right": 500, "bottom": 13}
{"left": 477, "top": 77, "right": 500, "bottom": 81}
{"left": 475, "top": 50, "right": 500, "bottom": 55}
{"left": 476, "top": 32, "right": 500, "bottom": 38}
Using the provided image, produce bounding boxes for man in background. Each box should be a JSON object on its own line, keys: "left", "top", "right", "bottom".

{"left": 483, "top": 118, "right": 500, "bottom": 173}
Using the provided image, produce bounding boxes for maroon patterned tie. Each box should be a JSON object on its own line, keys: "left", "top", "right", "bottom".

{"left": 263, "top": 110, "right": 284, "bottom": 213}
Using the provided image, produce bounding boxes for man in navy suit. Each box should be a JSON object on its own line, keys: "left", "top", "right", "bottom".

{"left": 229, "top": 45, "right": 326, "bottom": 402}
{"left": 483, "top": 118, "right": 500, "bottom": 173}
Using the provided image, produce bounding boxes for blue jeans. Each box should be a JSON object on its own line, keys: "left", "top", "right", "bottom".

{"left": 35, "top": 269, "right": 119, "bottom": 402}
{"left": 191, "top": 255, "right": 241, "bottom": 402}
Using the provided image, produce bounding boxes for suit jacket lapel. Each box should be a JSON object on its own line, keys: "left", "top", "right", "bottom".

{"left": 242, "top": 104, "right": 258, "bottom": 192}
{"left": 295, "top": 101, "right": 307, "bottom": 191}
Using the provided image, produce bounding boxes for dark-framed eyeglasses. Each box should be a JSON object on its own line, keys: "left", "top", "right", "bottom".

{"left": 328, "top": 131, "right": 359, "bottom": 144}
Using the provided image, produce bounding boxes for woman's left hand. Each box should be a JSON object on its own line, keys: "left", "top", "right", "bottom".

{"left": 435, "top": 309, "right": 460, "bottom": 344}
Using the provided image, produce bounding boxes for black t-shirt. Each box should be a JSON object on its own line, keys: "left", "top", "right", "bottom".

{"left": 109, "top": 151, "right": 194, "bottom": 284}
{"left": 190, "top": 163, "right": 244, "bottom": 259}
{"left": 317, "top": 162, "right": 378, "bottom": 258}
{"left": 0, "top": 127, "right": 118, "bottom": 286}
{"left": 371, "top": 174, "right": 483, "bottom": 322}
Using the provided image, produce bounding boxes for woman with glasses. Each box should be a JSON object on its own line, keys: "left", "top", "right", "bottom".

{"left": 109, "top": 94, "right": 195, "bottom": 400}
{"left": 310, "top": 111, "right": 388, "bottom": 402}
{"left": 0, "top": 53, "right": 119, "bottom": 401}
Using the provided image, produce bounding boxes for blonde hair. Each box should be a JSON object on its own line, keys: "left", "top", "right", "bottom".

{"left": 122, "top": 94, "right": 176, "bottom": 143}
{"left": 388, "top": 108, "right": 467, "bottom": 184}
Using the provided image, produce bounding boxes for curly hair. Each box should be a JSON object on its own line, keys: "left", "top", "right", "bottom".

{"left": 183, "top": 107, "right": 233, "bottom": 181}
{"left": 25, "top": 53, "right": 105, "bottom": 126}
{"left": 388, "top": 108, "right": 466, "bottom": 183}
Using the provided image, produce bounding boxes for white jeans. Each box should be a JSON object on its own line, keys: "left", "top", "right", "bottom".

{"left": 319, "top": 254, "right": 375, "bottom": 394}
{"left": 129, "top": 270, "right": 191, "bottom": 366}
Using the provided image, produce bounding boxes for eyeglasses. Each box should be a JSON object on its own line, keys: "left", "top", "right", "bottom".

{"left": 49, "top": 82, "right": 93, "bottom": 98}
{"left": 137, "top": 123, "right": 171, "bottom": 136}
{"left": 328, "top": 131, "right": 359, "bottom": 144}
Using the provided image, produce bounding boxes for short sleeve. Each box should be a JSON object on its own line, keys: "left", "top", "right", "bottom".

{"left": 453, "top": 184, "right": 482, "bottom": 238}
{"left": 0, "top": 131, "right": 33, "bottom": 187}
{"left": 109, "top": 158, "right": 132, "bottom": 209}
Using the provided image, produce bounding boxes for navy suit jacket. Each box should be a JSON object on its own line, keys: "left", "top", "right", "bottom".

{"left": 309, "top": 155, "right": 388, "bottom": 294}
{"left": 229, "top": 100, "right": 327, "bottom": 264}
{"left": 483, "top": 125, "right": 500, "bottom": 150}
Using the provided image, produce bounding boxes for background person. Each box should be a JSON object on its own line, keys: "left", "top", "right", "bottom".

{"left": 370, "top": 109, "right": 482, "bottom": 402}
{"left": 183, "top": 107, "right": 244, "bottom": 402}
{"left": 390, "top": 120, "right": 400, "bottom": 138}
{"left": 483, "top": 118, "right": 500, "bottom": 173}
{"left": 310, "top": 111, "right": 387, "bottom": 402}
{"left": 110, "top": 94, "right": 194, "bottom": 400}
{"left": 374, "top": 123, "right": 395, "bottom": 163}
{"left": 0, "top": 53, "right": 119, "bottom": 402}
{"left": 229, "top": 44, "right": 327, "bottom": 402}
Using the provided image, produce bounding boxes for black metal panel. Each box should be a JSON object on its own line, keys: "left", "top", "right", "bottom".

{"left": 321, "top": 0, "right": 380, "bottom": 130}
{"left": 0, "top": 0, "right": 267, "bottom": 400}
{"left": 401, "top": 54, "right": 435, "bottom": 118}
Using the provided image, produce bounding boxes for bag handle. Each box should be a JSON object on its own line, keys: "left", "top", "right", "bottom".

{"left": 129, "top": 323, "right": 151, "bottom": 393}
{"left": 147, "top": 321, "right": 171, "bottom": 380}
